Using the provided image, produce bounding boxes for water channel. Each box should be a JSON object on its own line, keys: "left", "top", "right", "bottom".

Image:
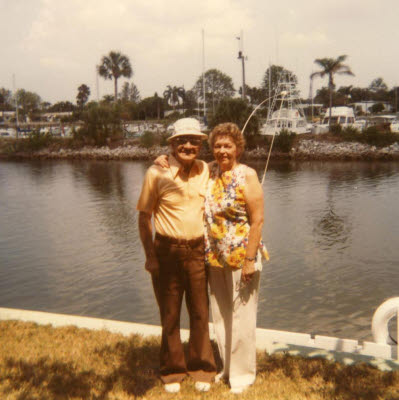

{"left": 1, "top": 159, "right": 399, "bottom": 342}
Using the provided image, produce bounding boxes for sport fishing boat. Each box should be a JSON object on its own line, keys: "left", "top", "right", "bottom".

{"left": 260, "top": 71, "right": 312, "bottom": 136}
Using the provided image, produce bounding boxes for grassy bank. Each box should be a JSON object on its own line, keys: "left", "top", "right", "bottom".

{"left": 1, "top": 321, "right": 399, "bottom": 399}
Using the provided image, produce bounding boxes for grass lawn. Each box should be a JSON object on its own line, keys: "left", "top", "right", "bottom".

{"left": 1, "top": 320, "right": 399, "bottom": 399}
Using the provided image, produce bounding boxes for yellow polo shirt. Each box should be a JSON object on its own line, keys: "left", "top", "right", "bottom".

{"left": 136, "top": 155, "right": 209, "bottom": 240}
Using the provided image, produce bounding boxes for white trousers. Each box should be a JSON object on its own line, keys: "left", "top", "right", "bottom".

{"left": 209, "top": 266, "right": 260, "bottom": 390}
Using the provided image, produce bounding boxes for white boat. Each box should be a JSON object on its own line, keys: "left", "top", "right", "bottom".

{"left": 368, "top": 115, "right": 396, "bottom": 127}
{"left": 312, "top": 106, "right": 362, "bottom": 134}
{"left": 260, "top": 71, "right": 311, "bottom": 136}
{"left": 261, "top": 108, "right": 311, "bottom": 135}
{"left": 0, "top": 127, "right": 17, "bottom": 138}
{"left": 390, "top": 119, "right": 399, "bottom": 133}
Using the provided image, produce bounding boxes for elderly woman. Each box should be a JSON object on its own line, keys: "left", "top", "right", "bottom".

{"left": 204, "top": 122, "right": 268, "bottom": 394}
{"left": 155, "top": 122, "right": 268, "bottom": 394}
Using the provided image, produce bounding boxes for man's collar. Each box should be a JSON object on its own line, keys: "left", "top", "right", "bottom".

{"left": 169, "top": 154, "right": 199, "bottom": 179}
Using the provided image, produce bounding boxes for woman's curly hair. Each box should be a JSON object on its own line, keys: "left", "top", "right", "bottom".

{"left": 208, "top": 123, "right": 245, "bottom": 158}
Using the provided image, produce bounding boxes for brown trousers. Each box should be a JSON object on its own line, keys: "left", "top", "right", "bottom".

{"left": 152, "top": 234, "right": 216, "bottom": 384}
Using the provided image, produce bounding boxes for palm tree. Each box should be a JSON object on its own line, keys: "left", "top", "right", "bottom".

{"left": 98, "top": 51, "right": 133, "bottom": 101}
{"left": 311, "top": 55, "right": 354, "bottom": 130}
{"left": 76, "top": 84, "right": 90, "bottom": 109}
{"left": 163, "top": 85, "right": 185, "bottom": 110}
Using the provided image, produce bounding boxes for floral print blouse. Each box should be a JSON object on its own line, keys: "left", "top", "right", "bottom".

{"left": 204, "top": 162, "right": 269, "bottom": 269}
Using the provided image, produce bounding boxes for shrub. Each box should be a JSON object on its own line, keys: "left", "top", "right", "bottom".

{"left": 274, "top": 129, "right": 296, "bottom": 152}
{"left": 330, "top": 124, "right": 342, "bottom": 135}
{"left": 245, "top": 133, "right": 269, "bottom": 150}
{"left": 26, "top": 130, "right": 53, "bottom": 151}
{"left": 361, "top": 126, "right": 397, "bottom": 147}
{"left": 139, "top": 131, "right": 158, "bottom": 148}
{"left": 159, "top": 131, "right": 169, "bottom": 147}
{"left": 370, "top": 102, "right": 385, "bottom": 114}
{"left": 75, "top": 103, "right": 122, "bottom": 146}
{"left": 165, "top": 111, "right": 182, "bottom": 121}
{"left": 342, "top": 126, "right": 361, "bottom": 142}
{"left": 1, "top": 130, "right": 55, "bottom": 154}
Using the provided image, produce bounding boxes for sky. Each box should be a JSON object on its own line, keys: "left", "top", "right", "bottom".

{"left": 1, "top": 0, "right": 399, "bottom": 105}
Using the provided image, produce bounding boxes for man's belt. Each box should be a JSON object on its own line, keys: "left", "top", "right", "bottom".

{"left": 155, "top": 233, "right": 204, "bottom": 247}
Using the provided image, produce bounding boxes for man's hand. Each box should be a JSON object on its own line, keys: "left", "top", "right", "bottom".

{"left": 241, "top": 259, "right": 256, "bottom": 283}
{"left": 139, "top": 212, "right": 159, "bottom": 276}
{"left": 154, "top": 154, "right": 169, "bottom": 169}
{"left": 145, "top": 256, "right": 160, "bottom": 275}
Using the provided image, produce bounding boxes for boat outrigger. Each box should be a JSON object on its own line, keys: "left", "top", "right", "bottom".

{"left": 260, "top": 71, "right": 312, "bottom": 136}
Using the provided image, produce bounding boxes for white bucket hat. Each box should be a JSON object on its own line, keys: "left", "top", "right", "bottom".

{"left": 167, "top": 118, "right": 208, "bottom": 142}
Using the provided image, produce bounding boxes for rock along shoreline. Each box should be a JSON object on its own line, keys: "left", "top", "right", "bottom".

{"left": 2, "top": 139, "right": 399, "bottom": 161}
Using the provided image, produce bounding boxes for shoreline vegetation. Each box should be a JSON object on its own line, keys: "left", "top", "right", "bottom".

{"left": 1, "top": 320, "right": 399, "bottom": 399}
{"left": 2, "top": 132, "right": 399, "bottom": 162}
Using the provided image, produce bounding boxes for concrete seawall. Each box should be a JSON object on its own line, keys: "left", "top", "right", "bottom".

{"left": 1, "top": 307, "right": 399, "bottom": 371}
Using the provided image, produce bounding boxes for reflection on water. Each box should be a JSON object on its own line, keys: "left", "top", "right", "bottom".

{"left": 313, "top": 208, "right": 351, "bottom": 251}
{"left": 1, "top": 159, "right": 399, "bottom": 341}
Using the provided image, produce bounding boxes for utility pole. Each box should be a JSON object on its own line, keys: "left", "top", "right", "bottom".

{"left": 202, "top": 29, "right": 206, "bottom": 124}
{"left": 309, "top": 73, "right": 314, "bottom": 122}
{"left": 212, "top": 75, "right": 215, "bottom": 116}
{"left": 237, "top": 31, "right": 247, "bottom": 100}
{"left": 12, "top": 74, "right": 19, "bottom": 139}
{"left": 96, "top": 67, "right": 99, "bottom": 101}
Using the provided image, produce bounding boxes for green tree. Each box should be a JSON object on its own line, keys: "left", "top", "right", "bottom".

{"left": 76, "top": 102, "right": 122, "bottom": 146}
{"left": 239, "top": 85, "right": 266, "bottom": 105}
{"left": 153, "top": 92, "right": 161, "bottom": 120}
{"left": 192, "top": 69, "right": 235, "bottom": 110}
{"left": 369, "top": 77, "right": 390, "bottom": 102}
{"left": 182, "top": 89, "right": 197, "bottom": 114}
{"left": 76, "top": 84, "right": 90, "bottom": 109}
{"left": 370, "top": 102, "right": 385, "bottom": 113}
{"left": 14, "top": 89, "right": 41, "bottom": 120}
{"left": 48, "top": 101, "right": 75, "bottom": 112}
{"left": 163, "top": 85, "right": 185, "bottom": 109}
{"left": 311, "top": 55, "right": 354, "bottom": 130}
{"left": 369, "top": 77, "right": 388, "bottom": 92}
{"left": 120, "top": 82, "right": 141, "bottom": 103}
{"left": 101, "top": 95, "right": 115, "bottom": 104}
{"left": 348, "top": 87, "right": 372, "bottom": 102}
{"left": 98, "top": 51, "right": 133, "bottom": 101}
{"left": 40, "top": 101, "right": 51, "bottom": 112}
{"left": 138, "top": 95, "right": 165, "bottom": 120}
{"left": 0, "top": 88, "right": 13, "bottom": 111}
{"left": 210, "top": 98, "right": 259, "bottom": 136}
{"left": 315, "top": 85, "right": 350, "bottom": 106}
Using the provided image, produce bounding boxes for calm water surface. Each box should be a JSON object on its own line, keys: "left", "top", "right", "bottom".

{"left": 1, "top": 159, "right": 399, "bottom": 341}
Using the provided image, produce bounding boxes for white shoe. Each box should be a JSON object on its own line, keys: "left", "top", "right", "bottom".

{"left": 164, "top": 382, "right": 180, "bottom": 393}
{"left": 214, "top": 371, "right": 226, "bottom": 383}
{"left": 230, "top": 385, "right": 249, "bottom": 394}
{"left": 195, "top": 381, "right": 211, "bottom": 392}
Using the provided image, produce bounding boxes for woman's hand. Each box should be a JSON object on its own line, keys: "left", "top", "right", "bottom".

{"left": 243, "top": 167, "right": 264, "bottom": 276}
{"left": 241, "top": 258, "right": 256, "bottom": 282}
{"left": 154, "top": 154, "right": 169, "bottom": 169}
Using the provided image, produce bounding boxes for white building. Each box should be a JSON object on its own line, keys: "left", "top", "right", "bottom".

{"left": 351, "top": 101, "right": 393, "bottom": 114}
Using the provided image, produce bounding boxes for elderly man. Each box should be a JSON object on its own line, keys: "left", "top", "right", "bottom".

{"left": 137, "top": 118, "right": 216, "bottom": 393}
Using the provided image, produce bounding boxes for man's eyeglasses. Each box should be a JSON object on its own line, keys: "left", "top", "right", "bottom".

{"left": 172, "top": 136, "right": 202, "bottom": 146}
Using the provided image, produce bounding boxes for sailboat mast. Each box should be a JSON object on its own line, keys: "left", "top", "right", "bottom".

{"left": 13, "top": 73, "right": 19, "bottom": 139}
{"left": 202, "top": 29, "right": 206, "bottom": 123}
{"left": 237, "top": 31, "right": 246, "bottom": 99}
